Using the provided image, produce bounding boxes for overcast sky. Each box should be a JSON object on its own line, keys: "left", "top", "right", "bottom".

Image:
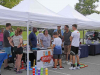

{"left": 37, "top": 0, "right": 100, "bottom": 13}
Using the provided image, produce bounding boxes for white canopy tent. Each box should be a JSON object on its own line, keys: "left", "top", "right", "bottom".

{"left": 12, "top": 0, "right": 78, "bottom": 28}
{"left": 58, "top": 5, "right": 100, "bottom": 29}
{"left": 0, "top": 1, "right": 77, "bottom": 75}
{"left": 0, "top": 1, "right": 100, "bottom": 75}
{"left": 86, "top": 13, "right": 100, "bottom": 22}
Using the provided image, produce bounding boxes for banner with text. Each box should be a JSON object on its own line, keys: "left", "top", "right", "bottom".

{"left": 37, "top": 50, "right": 53, "bottom": 68}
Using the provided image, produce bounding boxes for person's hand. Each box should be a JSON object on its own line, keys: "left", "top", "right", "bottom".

{"left": 17, "top": 45, "right": 21, "bottom": 48}
{"left": 42, "top": 45, "right": 44, "bottom": 47}
{"left": 12, "top": 46, "right": 14, "bottom": 48}
{"left": 37, "top": 44, "right": 39, "bottom": 46}
{"left": 69, "top": 44, "right": 71, "bottom": 47}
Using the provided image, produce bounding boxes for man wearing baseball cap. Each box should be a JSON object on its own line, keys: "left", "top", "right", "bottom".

{"left": 54, "top": 26, "right": 63, "bottom": 39}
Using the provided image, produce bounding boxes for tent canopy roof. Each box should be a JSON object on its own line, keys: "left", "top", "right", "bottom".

{"left": 86, "top": 13, "right": 100, "bottom": 22}
{"left": 58, "top": 5, "right": 91, "bottom": 21}
{"left": 12, "top": 0, "right": 60, "bottom": 17}
{"left": 0, "top": 3, "right": 100, "bottom": 29}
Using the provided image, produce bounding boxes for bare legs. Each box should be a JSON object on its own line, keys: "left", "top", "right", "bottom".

{"left": 16, "top": 54, "right": 22, "bottom": 71}
{"left": 54, "top": 59, "right": 62, "bottom": 67}
{"left": 4, "top": 55, "right": 9, "bottom": 67}
{"left": 54, "top": 59, "right": 57, "bottom": 67}
{"left": 70, "top": 55, "right": 72, "bottom": 62}
{"left": 72, "top": 55, "right": 79, "bottom": 66}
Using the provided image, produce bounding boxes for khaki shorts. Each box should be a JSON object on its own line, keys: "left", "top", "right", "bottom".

{"left": 64, "top": 45, "right": 71, "bottom": 54}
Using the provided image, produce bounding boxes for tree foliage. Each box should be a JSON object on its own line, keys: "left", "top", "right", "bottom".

{"left": 75, "top": 0, "right": 100, "bottom": 16}
{"left": 0, "top": 0, "right": 22, "bottom": 8}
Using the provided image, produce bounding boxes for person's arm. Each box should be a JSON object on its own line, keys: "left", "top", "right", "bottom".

{"left": 51, "top": 39, "right": 56, "bottom": 51}
{"left": 40, "top": 35, "right": 44, "bottom": 47}
{"left": 17, "top": 38, "right": 23, "bottom": 48}
{"left": 37, "top": 34, "right": 39, "bottom": 43}
{"left": 9, "top": 38, "right": 14, "bottom": 47}
{"left": 70, "top": 36, "right": 73, "bottom": 46}
{"left": 40, "top": 39, "right": 44, "bottom": 47}
{"left": 7, "top": 37, "right": 11, "bottom": 41}
{"left": 49, "top": 35, "right": 52, "bottom": 47}
{"left": 52, "top": 44, "right": 55, "bottom": 49}
{"left": 62, "top": 36, "right": 64, "bottom": 42}
{"left": 6, "top": 31, "right": 11, "bottom": 41}
{"left": 70, "top": 32, "right": 73, "bottom": 47}
{"left": 29, "top": 34, "right": 33, "bottom": 47}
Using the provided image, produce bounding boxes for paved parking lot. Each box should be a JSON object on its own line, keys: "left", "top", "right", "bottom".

{"left": 1, "top": 55, "right": 100, "bottom": 75}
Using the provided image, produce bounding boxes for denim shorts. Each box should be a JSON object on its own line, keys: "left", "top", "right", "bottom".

{"left": 4, "top": 47, "right": 11, "bottom": 55}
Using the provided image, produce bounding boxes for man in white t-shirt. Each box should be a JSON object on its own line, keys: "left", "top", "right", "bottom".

{"left": 69, "top": 24, "right": 80, "bottom": 70}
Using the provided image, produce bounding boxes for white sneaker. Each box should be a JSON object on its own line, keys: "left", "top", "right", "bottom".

{"left": 76, "top": 66, "right": 80, "bottom": 70}
{"left": 67, "top": 62, "right": 72, "bottom": 65}
{"left": 66, "top": 61, "right": 69, "bottom": 65}
{"left": 69, "top": 67, "right": 76, "bottom": 70}
{"left": 63, "top": 61, "right": 66, "bottom": 64}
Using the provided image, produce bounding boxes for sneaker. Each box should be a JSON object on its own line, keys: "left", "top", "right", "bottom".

{"left": 67, "top": 62, "right": 72, "bottom": 65}
{"left": 69, "top": 67, "right": 76, "bottom": 70}
{"left": 16, "top": 71, "right": 22, "bottom": 74}
{"left": 76, "top": 66, "right": 80, "bottom": 70}
{"left": 13, "top": 68, "right": 17, "bottom": 72}
{"left": 7, "top": 66, "right": 13, "bottom": 68}
{"left": 4, "top": 66, "right": 11, "bottom": 70}
{"left": 52, "top": 67, "right": 57, "bottom": 70}
{"left": 59, "top": 66, "right": 64, "bottom": 69}
{"left": 66, "top": 61, "right": 69, "bottom": 65}
{"left": 63, "top": 61, "right": 66, "bottom": 64}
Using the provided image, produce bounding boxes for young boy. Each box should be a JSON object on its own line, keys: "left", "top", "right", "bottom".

{"left": 52, "top": 32, "right": 64, "bottom": 69}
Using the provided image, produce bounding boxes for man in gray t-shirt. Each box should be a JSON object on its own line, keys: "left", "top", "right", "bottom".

{"left": 3, "top": 23, "right": 12, "bottom": 70}
{"left": 63, "top": 25, "right": 72, "bottom": 65}
{"left": 3, "top": 30, "right": 11, "bottom": 47}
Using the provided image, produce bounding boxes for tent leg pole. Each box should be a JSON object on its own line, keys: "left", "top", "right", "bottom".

{"left": 27, "top": 21, "right": 29, "bottom": 75}
{"left": 83, "top": 30, "right": 84, "bottom": 44}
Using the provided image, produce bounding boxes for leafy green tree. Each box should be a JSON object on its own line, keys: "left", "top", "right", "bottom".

{"left": 0, "top": 0, "right": 22, "bottom": 8}
{"left": 75, "top": 0, "right": 100, "bottom": 16}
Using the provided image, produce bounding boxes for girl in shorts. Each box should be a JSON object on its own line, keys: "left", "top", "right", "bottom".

{"left": 9, "top": 28, "right": 23, "bottom": 74}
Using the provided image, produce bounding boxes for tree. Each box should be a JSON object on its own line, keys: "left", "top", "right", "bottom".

{"left": 0, "top": 0, "right": 22, "bottom": 8}
{"left": 75, "top": 0, "right": 100, "bottom": 16}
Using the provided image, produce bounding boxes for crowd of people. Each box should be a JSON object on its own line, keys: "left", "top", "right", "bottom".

{"left": 0, "top": 23, "right": 80, "bottom": 74}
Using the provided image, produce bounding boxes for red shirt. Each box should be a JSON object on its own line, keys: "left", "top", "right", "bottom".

{"left": 0, "top": 33, "right": 3, "bottom": 41}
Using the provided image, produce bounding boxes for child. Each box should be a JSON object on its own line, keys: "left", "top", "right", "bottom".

{"left": 52, "top": 32, "right": 64, "bottom": 69}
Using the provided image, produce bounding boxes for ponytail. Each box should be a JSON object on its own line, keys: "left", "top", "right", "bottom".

{"left": 15, "top": 28, "right": 22, "bottom": 36}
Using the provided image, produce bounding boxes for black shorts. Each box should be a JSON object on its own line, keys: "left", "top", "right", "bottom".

{"left": 53, "top": 54, "right": 62, "bottom": 59}
{"left": 70, "top": 46, "right": 79, "bottom": 55}
{"left": 14, "top": 46, "right": 23, "bottom": 55}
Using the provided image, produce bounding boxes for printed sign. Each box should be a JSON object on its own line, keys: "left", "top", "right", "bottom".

{"left": 37, "top": 50, "right": 53, "bottom": 68}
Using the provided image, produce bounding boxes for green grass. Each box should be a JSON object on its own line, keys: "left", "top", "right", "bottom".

{"left": 79, "top": 30, "right": 87, "bottom": 39}
{"left": 22, "top": 30, "right": 86, "bottom": 40}
{"left": 22, "top": 31, "right": 39, "bottom": 40}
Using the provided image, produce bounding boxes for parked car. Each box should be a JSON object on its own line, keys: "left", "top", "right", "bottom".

{"left": 85, "top": 31, "right": 99, "bottom": 40}
{"left": 98, "top": 32, "right": 100, "bottom": 40}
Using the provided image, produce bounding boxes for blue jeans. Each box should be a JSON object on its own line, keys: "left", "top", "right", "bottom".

{"left": 4, "top": 47, "right": 11, "bottom": 55}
